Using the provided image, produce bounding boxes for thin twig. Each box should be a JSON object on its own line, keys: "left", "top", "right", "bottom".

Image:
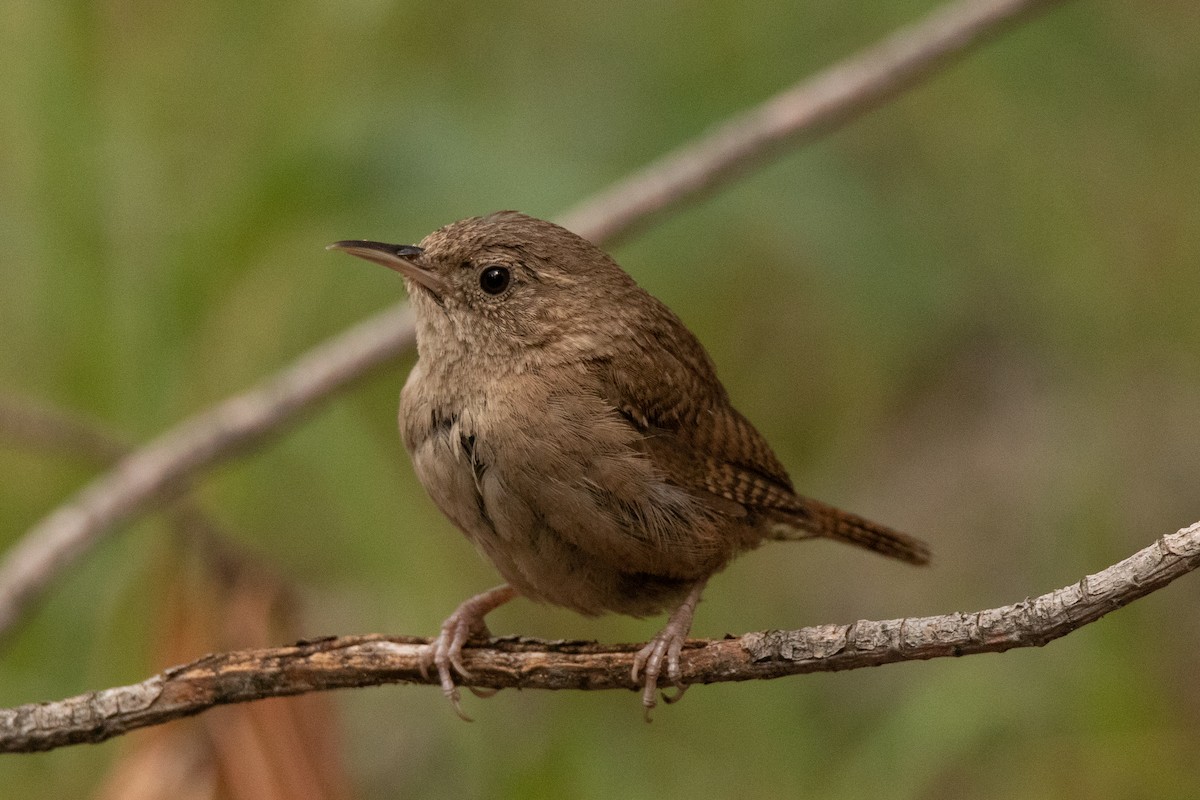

{"left": 558, "top": 0, "right": 1067, "bottom": 244}
{"left": 0, "top": 396, "right": 129, "bottom": 464}
{"left": 0, "top": 395, "right": 295, "bottom": 608}
{"left": 0, "top": 0, "right": 1072, "bottom": 642}
{"left": 0, "top": 307, "right": 413, "bottom": 639}
{"left": 2, "top": 522, "right": 1195, "bottom": 754}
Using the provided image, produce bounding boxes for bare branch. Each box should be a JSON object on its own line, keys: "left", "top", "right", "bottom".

{"left": 0, "top": 395, "right": 297, "bottom": 607}
{"left": 557, "top": 0, "right": 1068, "bottom": 244}
{"left": 0, "top": 0, "right": 1072, "bottom": 641}
{"left": 0, "top": 306, "right": 414, "bottom": 639}
{"left": 3, "top": 522, "right": 1195, "bottom": 754}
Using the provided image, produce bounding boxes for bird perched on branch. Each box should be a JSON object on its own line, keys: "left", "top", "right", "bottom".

{"left": 330, "top": 211, "right": 929, "bottom": 718}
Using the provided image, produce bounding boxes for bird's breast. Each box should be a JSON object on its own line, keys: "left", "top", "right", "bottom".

{"left": 396, "top": 361, "right": 749, "bottom": 616}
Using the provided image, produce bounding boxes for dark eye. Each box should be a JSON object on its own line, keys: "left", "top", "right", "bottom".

{"left": 479, "top": 265, "right": 510, "bottom": 295}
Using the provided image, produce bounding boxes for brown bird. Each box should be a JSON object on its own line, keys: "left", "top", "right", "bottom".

{"left": 329, "top": 211, "right": 929, "bottom": 718}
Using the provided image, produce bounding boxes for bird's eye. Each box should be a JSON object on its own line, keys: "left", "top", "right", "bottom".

{"left": 479, "top": 266, "right": 511, "bottom": 295}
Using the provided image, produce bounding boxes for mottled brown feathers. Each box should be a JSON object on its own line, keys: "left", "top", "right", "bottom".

{"left": 331, "top": 211, "right": 930, "bottom": 715}
{"left": 368, "top": 210, "right": 930, "bottom": 612}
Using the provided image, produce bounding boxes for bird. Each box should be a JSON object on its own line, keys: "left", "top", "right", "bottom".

{"left": 329, "top": 211, "right": 929, "bottom": 718}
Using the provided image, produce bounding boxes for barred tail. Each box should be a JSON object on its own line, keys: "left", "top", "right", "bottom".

{"left": 769, "top": 496, "right": 931, "bottom": 566}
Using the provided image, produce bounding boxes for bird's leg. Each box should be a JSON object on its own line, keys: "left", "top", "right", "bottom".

{"left": 631, "top": 579, "right": 707, "bottom": 720}
{"left": 419, "top": 584, "right": 516, "bottom": 720}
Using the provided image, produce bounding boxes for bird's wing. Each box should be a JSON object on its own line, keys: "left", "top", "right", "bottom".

{"left": 585, "top": 317, "right": 800, "bottom": 517}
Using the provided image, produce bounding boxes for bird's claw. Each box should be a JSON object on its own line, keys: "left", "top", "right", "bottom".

{"left": 631, "top": 581, "right": 706, "bottom": 721}
{"left": 421, "top": 611, "right": 485, "bottom": 721}
{"left": 632, "top": 625, "right": 689, "bottom": 721}
{"left": 420, "top": 585, "right": 517, "bottom": 720}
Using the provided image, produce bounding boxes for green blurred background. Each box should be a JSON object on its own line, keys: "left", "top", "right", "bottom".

{"left": 3, "top": 0, "right": 1200, "bottom": 797}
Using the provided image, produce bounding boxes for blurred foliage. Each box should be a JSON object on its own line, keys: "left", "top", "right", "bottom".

{"left": 2, "top": 0, "right": 1200, "bottom": 797}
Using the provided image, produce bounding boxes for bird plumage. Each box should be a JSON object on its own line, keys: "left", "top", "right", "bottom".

{"left": 331, "top": 210, "right": 929, "bottom": 717}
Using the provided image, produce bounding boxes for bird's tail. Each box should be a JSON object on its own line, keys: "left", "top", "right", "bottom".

{"left": 769, "top": 496, "right": 930, "bottom": 566}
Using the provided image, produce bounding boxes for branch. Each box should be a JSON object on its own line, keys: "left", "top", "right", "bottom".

{"left": 0, "top": 394, "right": 296, "bottom": 603}
{"left": 3, "top": 522, "right": 1195, "bottom": 754}
{"left": 0, "top": 306, "right": 413, "bottom": 639}
{"left": 0, "top": 0, "right": 1072, "bottom": 641}
{"left": 557, "top": 0, "right": 1067, "bottom": 244}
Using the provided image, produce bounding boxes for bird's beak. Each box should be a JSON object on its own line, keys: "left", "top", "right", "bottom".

{"left": 326, "top": 240, "right": 446, "bottom": 296}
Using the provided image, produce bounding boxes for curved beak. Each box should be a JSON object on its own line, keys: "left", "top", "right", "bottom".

{"left": 327, "top": 240, "right": 446, "bottom": 296}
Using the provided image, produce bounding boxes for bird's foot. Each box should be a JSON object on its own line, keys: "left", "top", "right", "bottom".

{"left": 419, "top": 585, "right": 516, "bottom": 721}
{"left": 631, "top": 580, "right": 707, "bottom": 721}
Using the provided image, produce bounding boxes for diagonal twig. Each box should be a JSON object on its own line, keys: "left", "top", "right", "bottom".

{"left": 0, "top": 395, "right": 295, "bottom": 604}
{"left": 0, "top": 0, "right": 1074, "bottom": 641}
{"left": 0, "top": 308, "right": 412, "bottom": 639}
{"left": 0, "top": 397, "right": 130, "bottom": 464}
{"left": 557, "top": 0, "right": 1067, "bottom": 244}
{"left": 2, "top": 521, "right": 1195, "bottom": 753}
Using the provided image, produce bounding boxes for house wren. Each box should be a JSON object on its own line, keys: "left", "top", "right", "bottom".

{"left": 329, "top": 211, "right": 929, "bottom": 718}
